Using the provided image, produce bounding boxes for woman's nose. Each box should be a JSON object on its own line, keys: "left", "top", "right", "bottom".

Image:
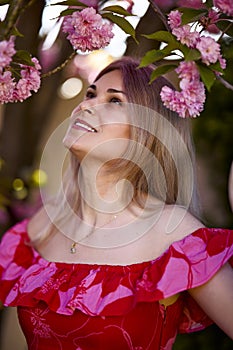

{"left": 79, "top": 100, "right": 95, "bottom": 113}
{"left": 71, "top": 102, "right": 93, "bottom": 118}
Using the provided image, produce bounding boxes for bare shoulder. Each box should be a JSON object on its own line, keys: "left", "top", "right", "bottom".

{"left": 155, "top": 204, "right": 205, "bottom": 243}
{"left": 27, "top": 207, "right": 51, "bottom": 241}
{"left": 136, "top": 203, "right": 205, "bottom": 262}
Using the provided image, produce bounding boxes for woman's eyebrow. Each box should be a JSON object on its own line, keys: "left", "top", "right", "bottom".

{"left": 87, "top": 84, "right": 96, "bottom": 90}
{"left": 87, "top": 85, "right": 126, "bottom": 95}
{"left": 107, "top": 88, "right": 126, "bottom": 94}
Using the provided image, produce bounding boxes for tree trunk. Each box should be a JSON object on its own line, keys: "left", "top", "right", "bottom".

{"left": 0, "top": 0, "right": 73, "bottom": 230}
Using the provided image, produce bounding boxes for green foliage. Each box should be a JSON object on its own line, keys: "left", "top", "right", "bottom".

{"left": 51, "top": 0, "right": 88, "bottom": 16}
{"left": 174, "top": 325, "right": 233, "bottom": 350}
{"left": 102, "top": 12, "right": 138, "bottom": 43}
{"left": 140, "top": 31, "right": 181, "bottom": 73}
{"left": 149, "top": 64, "right": 177, "bottom": 83}
{"left": 101, "top": 5, "right": 133, "bottom": 17}
{"left": 205, "top": 0, "right": 214, "bottom": 7}
{"left": 139, "top": 49, "right": 171, "bottom": 67}
{"left": 13, "top": 50, "right": 35, "bottom": 66}
{"left": 197, "top": 64, "right": 216, "bottom": 91}
{"left": 192, "top": 44, "right": 233, "bottom": 228}
{"left": 217, "top": 20, "right": 233, "bottom": 37}
{"left": 59, "top": 8, "right": 79, "bottom": 16}
{"left": 10, "top": 26, "right": 23, "bottom": 37}
{"left": 184, "top": 48, "right": 201, "bottom": 61}
{"left": 51, "top": 0, "right": 88, "bottom": 7}
{"left": 142, "top": 30, "right": 177, "bottom": 44}
{"left": 178, "top": 7, "right": 208, "bottom": 25}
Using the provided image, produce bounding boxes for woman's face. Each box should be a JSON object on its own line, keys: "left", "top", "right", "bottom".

{"left": 63, "top": 69, "right": 130, "bottom": 162}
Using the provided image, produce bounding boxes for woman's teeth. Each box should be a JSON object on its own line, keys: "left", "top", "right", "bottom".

{"left": 74, "top": 121, "right": 97, "bottom": 132}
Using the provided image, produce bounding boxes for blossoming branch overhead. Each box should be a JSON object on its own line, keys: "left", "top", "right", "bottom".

{"left": 0, "top": 0, "right": 232, "bottom": 118}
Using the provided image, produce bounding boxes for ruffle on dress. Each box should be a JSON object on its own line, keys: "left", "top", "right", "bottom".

{"left": 0, "top": 219, "right": 233, "bottom": 333}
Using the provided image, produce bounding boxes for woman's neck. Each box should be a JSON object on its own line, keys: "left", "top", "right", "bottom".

{"left": 78, "top": 161, "right": 130, "bottom": 226}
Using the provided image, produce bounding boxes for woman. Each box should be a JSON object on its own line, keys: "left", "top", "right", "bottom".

{"left": 0, "top": 57, "right": 233, "bottom": 349}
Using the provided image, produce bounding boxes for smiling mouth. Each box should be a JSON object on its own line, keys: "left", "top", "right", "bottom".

{"left": 73, "top": 119, "right": 97, "bottom": 133}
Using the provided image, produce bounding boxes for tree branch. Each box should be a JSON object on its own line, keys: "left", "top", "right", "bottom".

{"left": 216, "top": 75, "right": 233, "bottom": 91}
{"left": 41, "top": 51, "right": 76, "bottom": 78}
{"left": 147, "top": 0, "right": 170, "bottom": 32}
{"left": 2, "top": 0, "right": 25, "bottom": 39}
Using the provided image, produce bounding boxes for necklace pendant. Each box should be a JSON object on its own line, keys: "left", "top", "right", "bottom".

{"left": 70, "top": 242, "right": 77, "bottom": 254}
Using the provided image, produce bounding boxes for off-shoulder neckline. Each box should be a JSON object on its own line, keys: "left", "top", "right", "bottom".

{"left": 20, "top": 218, "right": 209, "bottom": 268}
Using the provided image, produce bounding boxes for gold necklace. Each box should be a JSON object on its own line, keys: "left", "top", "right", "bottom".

{"left": 70, "top": 214, "right": 117, "bottom": 254}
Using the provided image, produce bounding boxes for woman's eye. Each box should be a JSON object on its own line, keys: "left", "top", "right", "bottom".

{"left": 86, "top": 91, "right": 95, "bottom": 99}
{"left": 110, "top": 97, "right": 122, "bottom": 105}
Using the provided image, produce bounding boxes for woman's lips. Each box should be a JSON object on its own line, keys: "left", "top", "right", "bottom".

{"left": 73, "top": 118, "right": 97, "bottom": 133}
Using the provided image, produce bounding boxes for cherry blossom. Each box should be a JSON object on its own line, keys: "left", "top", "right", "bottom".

{"left": 0, "top": 70, "right": 15, "bottom": 103}
{"left": 214, "top": 0, "right": 233, "bottom": 16}
{"left": 160, "top": 61, "right": 205, "bottom": 118}
{"left": 159, "top": 6, "right": 228, "bottom": 117}
{"left": 62, "top": 7, "right": 114, "bottom": 52}
{"left": 219, "top": 56, "right": 227, "bottom": 70}
{"left": 125, "top": 0, "right": 134, "bottom": 13}
{"left": 168, "top": 10, "right": 182, "bottom": 30}
{"left": 0, "top": 36, "right": 16, "bottom": 70}
{"left": 176, "top": 60, "right": 200, "bottom": 80}
{"left": 196, "top": 36, "right": 221, "bottom": 65}
{"left": 172, "top": 25, "right": 200, "bottom": 48}
{"left": 200, "top": 9, "right": 220, "bottom": 34}
{"left": 181, "top": 80, "right": 206, "bottom": 116}
{"left": 168, "top": 10, "right": 200, "bottom": 48}
{"left": 13, "top": 58, "right": 41, "bottom": 102}
{"left": 0, "top": 53, "right": 41, "bottom": 104}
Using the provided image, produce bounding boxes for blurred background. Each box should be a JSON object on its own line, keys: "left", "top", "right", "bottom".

{"left": 0, "top": 1, "right": 232, "bottom": 349}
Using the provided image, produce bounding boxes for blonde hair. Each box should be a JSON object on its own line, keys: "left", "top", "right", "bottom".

{"left": 36, "top": 57, "right": 201, "bottom": 245}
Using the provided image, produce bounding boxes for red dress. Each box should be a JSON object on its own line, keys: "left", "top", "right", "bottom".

{"left": 0, "top": 219, "right": 233, "bottom": 350}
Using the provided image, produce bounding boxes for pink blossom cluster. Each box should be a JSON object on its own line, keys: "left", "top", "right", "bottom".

{"left": 199, "top": 9, "right": 220, "bottom": 34}
{"left": 0, "top": 36, "right": 16, "bottom": 69}
{"left": 160, "top": 61, "right": 206, "bottom": 118}
{"left": 176, "top": 0, "right": 221, "bottom": 34}
{"left": 214, "top": 0, "right": 233, "bottom": 16}
{"left": 0, "top": 36, "right": 41, "bottom": 104}
{"left": 168, "top": 10, "right": 226, "bottom": 68}
{"left": 14, "top": 58, "right": 42, "bottom": 102}
{"left": 62, "top": 7, "right": 114, "bottom": 52}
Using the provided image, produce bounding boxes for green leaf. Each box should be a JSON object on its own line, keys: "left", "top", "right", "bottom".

{"left": 50, "top": 1, "right": 88, "bottom": 7}
{"left": 178, "top": 7, "right": 208, "bottom": 25}
{"left": 140, "top": 42, "right": 181, "bottom": 67}
{"left": 11, "top": 26, "right": 24, "bottom": 37}
{"left": 185, "top": 48, "right": 201, "bottom": 61}
{"left": 205, "top": 0, "right": 214, "bottom": 8}
{"left": 59, "top": 8, "right": 78, "bottom": 17}
{"left": 209, "top": 61, "right": 224, "bottom": 74}
{"left": 13, "top": 50, "right": 34, "bottom": 66}
{"left": 197, "top": 64, "right": 216, "bottom": 91}
{"left": 139, "top": 50, "right": 167, "bottom": 67}
{"left": 102, "top": 13, "right": 138, "bottom": 43}
{"left": 216, "top": 20, "right": 233, "bottom": 38}
{"left": 143, "top": 30, "right": 176, "bottom": 44}
{"left": 149, "top": 64, "right": 177, "bottom": 84}
{"left": 101, "top": 5, "right": 133, "bottom": 17}
{"left": 176, "top": 42, "right": 189, "bottom": 57}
